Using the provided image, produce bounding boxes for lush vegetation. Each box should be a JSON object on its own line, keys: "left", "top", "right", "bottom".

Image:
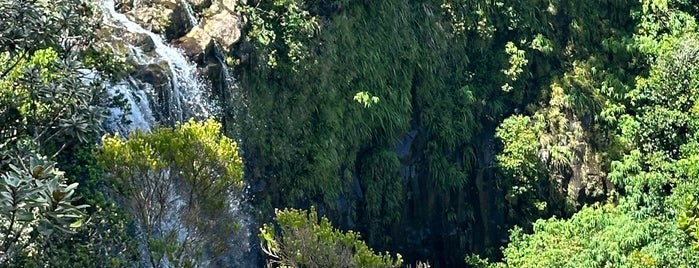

{"left": 0, "top": 0, "right": 245, "bottom": 267}
{"left": 99, "top": 119, "right": 244, "bottom": 267}
{"left": 4, "top": 0, "right": 699, "bottom": 267}
{"left": 237, "top": 0, "right": 699, "bottom": 266}
{"left": 259, "top": 207, "right": 403, "bottom": 267}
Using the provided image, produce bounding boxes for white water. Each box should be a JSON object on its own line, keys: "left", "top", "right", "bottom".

{"left": 100, "top": 0, "right": 210, "bottom": 122}
{"left": 212, "top": 41, "right": 250, "bottom": 142}
{"left": 105, "top": 78, "right": 155, "bottom": 135}
{"left": 98, "top": 0, "right": 256, "bottom": 267}
{"left": 181, "top": 0, "right": 199, "bottom": 27}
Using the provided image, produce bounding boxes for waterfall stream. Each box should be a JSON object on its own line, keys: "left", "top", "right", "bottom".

{"left": 181, "top": 0, "right": 200, "bottom": 27}
{"left": 98, "top": 0, "right": 256, "bottom": 267}
{"left": 101, "top": 0, "right": 210, "bottom": 122}
{"left": 104, "top": 78, "right": 155, "bottom": 135}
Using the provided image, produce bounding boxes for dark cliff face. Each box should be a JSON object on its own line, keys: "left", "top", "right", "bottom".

{"left": 212, "top": 0, "right": 624, "bottom": 265}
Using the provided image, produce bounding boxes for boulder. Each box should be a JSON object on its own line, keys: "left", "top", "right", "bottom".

{"left": 152, "top": 0, "right": 178, "bottom": 10}
{"left": 115, "top": 0, "right": 134, "bottom": 12}
{"left": 202, "top": 11, "right": 243, "bottom": 51}
{"left": 188, "top": 0, "right": 212, "bottom": 11}
{"left": 127, "top": 6, "right": 173, "bottom": 34}
{"left": 173, "top": 26, "right": 214, "bottom": 64}
{"left": 221, "top": 0, "right": 236, "bottom": 12}
{"left": 126, "top": 0, "right": 191, "bottom": 40}
{"left": 123, "top": 32, "right": 156, "bottom": 53}
{"left": 133, "top": 61, "right": 174, "bottom": 122}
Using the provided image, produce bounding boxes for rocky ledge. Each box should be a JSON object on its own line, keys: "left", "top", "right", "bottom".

{"left": 115, "top": 0, "right": 244, "bottom": 63}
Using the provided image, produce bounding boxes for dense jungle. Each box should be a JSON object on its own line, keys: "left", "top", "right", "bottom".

{"left": 2, "top": 0, "right": 699, "bottom": 267}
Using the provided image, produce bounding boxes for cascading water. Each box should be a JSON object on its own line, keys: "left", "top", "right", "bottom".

{"left": 104, "top": 78, "right": 156, "bottom": 135}
{"left": 98, "top": 0, "right": 256, "bottom": 267}
{"left": 100, "top": 0, "right": 210, "bottom": 122}
{"left": 181, "top": 0, "right": 199, "bottom": 27}
{"left": 212, "top": 41, "right": 247, "bottom": 139}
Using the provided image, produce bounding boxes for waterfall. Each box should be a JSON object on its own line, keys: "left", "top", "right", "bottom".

{"left": 212, "top": 42, "right": 246, "bottom": 139}
{"left": 104, "top": 78, "right": 156, "bottom": 135}
{"left": 100, "top": 0, "right": 210, "bottom": 122}
{"left": 181, "top": 0, "right": 199, "bottom": 27}
{"left": 97, "top": 0, "right": 257, "bottom": 267}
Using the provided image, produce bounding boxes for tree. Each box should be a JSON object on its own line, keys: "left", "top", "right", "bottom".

{"left": 98, "top": 119, "right": 244, "bottom": 267}
{"left": 0, "top": 148, "right": 86, "bottom": 265}
{"left": 259, "top": 207, "right": 404, "bottom": 268}
{"left": 486, "top": 204, "right": 699, "bottom": 268}
{"left": 0, "top": 0, "right": 109, "bottom": 157}
{"left": 0, "top": 0, "right": 114, "bottom": 266}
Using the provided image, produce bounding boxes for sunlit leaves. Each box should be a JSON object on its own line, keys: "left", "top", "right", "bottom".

{"left": 502, "top": 42, "right": 528, "bottom": 82}
{"left": 99, "top": 119, "right": 244, "bottom": 267}
{"left": 0, "top": 47, "right": 109, "bottom": 154}
{"left": 499, "top": 205, "right": 698, "bottom": 267}
{"left": 530, "top": 34, "right": 553, "bottom": 55}
{"left": 353, "top": 91, "right": 380, "bottom": 108}
{"left": 239, "top": 0, "right": 319, "bottom": 70}
{"left": 260, "top": 207, "right": 403, "bottom": 268}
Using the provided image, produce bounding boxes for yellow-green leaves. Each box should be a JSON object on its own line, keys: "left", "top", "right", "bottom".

{"left": 240, "top": 0, "right": 319, "bottom": 70}
{"left": 531, "top": 34, "right": 554, "bottom": 55}
{"left": 100, "top": 118, "right": 244, "bottom": 213}
{"left": 100, "top": 118, "right": 243, "bottom": 190}
{"left": 353, "top": 91, "right": 380, "bottom": 108}
{"left": 496, "top": 115, "right": 540, "bottom": 187}
{"left": 502, "top": 42, "right": 528, "bottom": 82}
{"left": 98, "top": 118, "right": 244, "bottom": 266}
{"left": 260, "top": 207, "right": 403, "bottom": 268}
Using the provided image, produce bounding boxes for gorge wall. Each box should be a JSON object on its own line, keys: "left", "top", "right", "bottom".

{"left": 102, "top": 0, "right": 626, "bottom": 266}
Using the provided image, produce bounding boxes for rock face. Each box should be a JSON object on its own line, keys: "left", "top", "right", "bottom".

{"left": 188, "top": 0, "right": 213, "bottom": 11}
{"left": 117, "top": 0, "right": 192, "bottom": 40}
{"left": 123, "top": 32, "right": 156, "bottom": 53}
{"left": 107, "top": 0, "right": 247, "bottom": 123}
{"left": 173, "top": 26, "right": 213, "bottom": 64}
{"left": 202, "top": 11, "right": 243, "bottom": 51}
{"left": 116, "top": 0, "right": 245, "bottom": 56}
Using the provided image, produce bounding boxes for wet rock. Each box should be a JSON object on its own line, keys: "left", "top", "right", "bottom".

{"left": 115, "top": 0, "right": 134, "bottom": 12}
{"left": 173, "top": 26, "right": 213, "bottom": 64}
{"left": 395, "top": 130, "right": 418, "bottom": 160}
{"left": 133, "top": 62, "right": 173, "bottom": 122}
{"left": 123, "top": 32, "right": 156, "bottom": 53}
{"left": 125, "top": 0, "right": 191, "bottom": 40}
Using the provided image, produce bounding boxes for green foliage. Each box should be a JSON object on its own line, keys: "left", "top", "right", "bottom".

{"left": 0, "top": 0, "right": 97, "bottom": 57}
{"left": 359, "top": 148, "right": 402, "bottom": 244}
{"left": 496, "top": 115, "right": 540, "bottom": 185}
{"left": 0, "top": 149, "right": 87, "bottom": 265}
{"left": 0, "top": 0, "right": 129, "bottom": 265}
{"left": 20, "top": 145, "right": 140, "bottom": 268}
{"left": 497, "top": 205, "right": 699, "bottom": 267}
{"left": 239, "top": 0, "right": 319, "bottom": 69}
{"left": 353, "top": 91, "right": 380, "bottom": 108}
{"left": 0, "top": 46, "right": 109, "bottom": 155}
{"left": 81, "top": 45, "right": 134, "bottom": 81}
{"left": 0, "top": 0, "right": 112, "bottom": 157}
{"left": 240, "top": 0, "right": 641, "bottom": 263}
{"left": 234, "top": 0, "right": 699, "bottom": 266}
{"left": 496, "top": 115, "right": 552, "bottom": 224}
{"left": 491, "top": 2, "right": 699, "bottom": 267}
{"left": 98, "top": 119, "right": 244, "bottom": 267}
{"left": 501, "top": 42, "right": 528, "bottom": 91}
{"left": 260, "top": 207, "right": 403, "bottom": 268}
